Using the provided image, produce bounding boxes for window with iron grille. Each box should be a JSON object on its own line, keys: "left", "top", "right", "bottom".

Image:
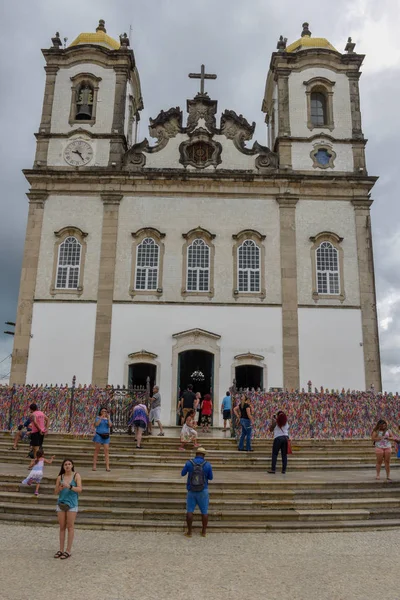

{"left": 316, "top": 241, "right": 340, "bottom": 294}
{"left": 135, "top": 237, "right": 159, "bottom": 290}
{"left": 310, "top": 91, "right": 327, "bottom": 126}
{"left": 56, "top": 236, "right": 82, "bottom": 289}
{"left": 187, "top": 239, "right": 210, "bottom": 292}
{"left": 238, "top": 240, "right": 260, "bottom": 292}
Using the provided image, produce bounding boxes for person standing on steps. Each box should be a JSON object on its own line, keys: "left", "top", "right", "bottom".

{"left": 29, "top": 403, "right": 49, "bottom": 458}
{"left": 233, "top": 394, "right": 254, "bottom": 452}
{"left": 181, "top": 446, "right": 213, "bottom": 538}
{"left": 221, "top": 391, "right": 232, "bottom": 431}
{"left": 194, "top": 391, "right": 202, "bottom": 426}
{"left": 268, "top": 410, "right": 289, "bottom": 474}
{"left": 92, "top": 407, "right": 112, "bottom": 471}
{"left": 54, "top": 458, "right": 82, "bottom": 560}
{"left": 371, "top": 419, "right": 397, "bottom": 481}
{"left": 200, "top": 394, "right": 213, "bottom": 433}
{"left": 148, "top": 385, "right": 164, "bottom": 436}
{"left": 179, "top": 384, "right": 196, "bottom": 424}
{"left": 131, "top": 401, "right": 149, "bottom": 449}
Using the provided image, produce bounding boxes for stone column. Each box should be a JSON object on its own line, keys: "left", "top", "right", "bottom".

{"left": 348, "top": 73, "right": 366, "bottom": 173}
{"left": 35, "top": 66, "right": 59, "bottom": 166}
{"left": 92, "top": 194, "right": 122, "bottom": 386}
{"left": 277, "top": 195, "right": 299, "bottom": 390}
{"left": 275, "top": 69, "right": 292, "bottom": 168}
{"left": 352, "top": 199, "right": 382, "bottom": 390}
{"left": 10, "top": 192, "right": 47, "bottom": 385}
{"left": 108, "top": 66, "right": 128, "bottom": 166}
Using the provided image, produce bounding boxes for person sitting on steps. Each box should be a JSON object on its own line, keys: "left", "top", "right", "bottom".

{"left": 179, "top": 409, "right": 199, "bottom": 451}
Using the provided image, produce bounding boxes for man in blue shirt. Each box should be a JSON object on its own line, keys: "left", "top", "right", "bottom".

{"left": 181, "top": 447, "right": 213, "bottom": 537}
{"left": 221, "top": 391, "right": 232, "bottom": 431}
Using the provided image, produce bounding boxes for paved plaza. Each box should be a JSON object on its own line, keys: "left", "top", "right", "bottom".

{"left": 0, "top": 523, "right": 398, "bottom": 600}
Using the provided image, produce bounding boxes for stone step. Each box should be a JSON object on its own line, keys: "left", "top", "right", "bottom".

{"left": 0, "top": 500, "right": 375, "bottom": 522}
{"left": 5, "top": 490, "right": 400, "bottom": 512}
{"left": 2, "top": 511, "right": 400, "bottom": 532}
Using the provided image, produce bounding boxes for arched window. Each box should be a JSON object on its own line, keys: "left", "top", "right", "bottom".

{"left": 316, "top": 241, "right": 340, "bottom": 295}
{"left": 135, "top": 237, "right": 160, "bottom": 290}
{"left": 187, "top": 239, "right": 210, "bottom": 292}
{"left": 56, "top": 236, "right": 82, "bottom": 289}
{"left": 69, "top": 73, "right": 102, "bottom": 125}
{"left": 238, "top": 240, "right": 260, "bottom": 292}
{"left": 310, "top": 92, "right": 327, "bottom": 126}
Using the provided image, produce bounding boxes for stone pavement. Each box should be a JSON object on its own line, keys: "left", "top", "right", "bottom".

{"left": 0, "top": 523, "right": 398, "bottom": 600}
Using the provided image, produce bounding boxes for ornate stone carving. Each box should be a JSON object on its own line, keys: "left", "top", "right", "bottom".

{"left": 186, "top": 96, "right": 217, "bottom": 132}
{"left": 179, "top": 130, "right": 222, "bottom": 169}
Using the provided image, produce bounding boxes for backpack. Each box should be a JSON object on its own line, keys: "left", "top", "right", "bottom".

{"left": 188, "top": 459, "right": 206, "bottom": 492}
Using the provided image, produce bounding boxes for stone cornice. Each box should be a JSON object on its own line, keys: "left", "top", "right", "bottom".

{"left": 352, "top": 198, "right": 374, "bottom": 209}
{"left": 42, "top": 45, "right": 136, "bottom": 70}
{"left": 26, "top": 191, "right": 48, "bottom": 206}
{"left": 101, "top": 193, "right": 123, "bottom": 205}
{"left": 23, "top": 170, "right": 378, "bottom": 199}
{"left": 276, "top": 194, "right": 299, "bottom": 208}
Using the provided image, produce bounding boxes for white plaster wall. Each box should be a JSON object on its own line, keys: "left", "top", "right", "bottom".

{"left": 50, "top": 64, "right": 116, "bottom": 133}
{"left": 35, "top": 195, "right": 103, "bottom": 300}
{"left": 289, "top": 68, "right": 352, "bottom": 138}
{"left": 291, "top": 141, "right": 354, "bottom": 172}
{"left": 298, "top": 307, "right": 365, "bottom": 390}
{"left": 47, "top": 137, "right": 110, "bottom": 167}
{"left": 109, "top": 304, "right": 283, "bottom": 424}
{"left": 114, "top": 196, "right": 281, "bottom": 304}
{"left": 26, "top": 302, "right": 96, "bottom": 385}
{"left": 296, "top": 200, "right": 360, "bottom": 306}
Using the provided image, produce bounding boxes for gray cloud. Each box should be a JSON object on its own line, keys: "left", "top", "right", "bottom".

{"left": 0, "top": 0, "right": 399, "bottom": 389}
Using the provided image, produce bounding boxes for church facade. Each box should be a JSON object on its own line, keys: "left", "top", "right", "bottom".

{"left": 11, "top": 21, "right": 381, "bottom": 425}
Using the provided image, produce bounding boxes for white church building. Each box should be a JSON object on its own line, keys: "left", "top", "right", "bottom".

{"left": 11, "top": 21, "right": 381, "bottom": 425}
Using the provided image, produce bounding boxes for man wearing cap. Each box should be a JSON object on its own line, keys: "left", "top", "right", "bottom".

{"left": 181, "top": 447, "right": 213, "bottom": 537}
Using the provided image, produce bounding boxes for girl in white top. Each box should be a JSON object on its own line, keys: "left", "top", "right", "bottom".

{"left": 268, "top": 410, "right": 290, "bottom": 474}
{"left": 22, "top": 448, "right": 55, "bottom": 496}
{"left": 371, "top": 419, "right": 397, "bottom": 481}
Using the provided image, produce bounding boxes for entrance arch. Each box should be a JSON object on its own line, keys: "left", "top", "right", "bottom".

{"left": 178, "top": 349, "right": 214, "bottom": 424}
{"left": 171, "top": 328, "right": 221, "bottom": 425}
{"left": 125, "top": 350, "right": 159, "bottom": 392}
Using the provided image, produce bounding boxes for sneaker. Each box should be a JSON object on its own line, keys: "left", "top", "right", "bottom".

{"left": 157, "top": 432, "right": 165, "bottom": 436}
{"left": 179, "top": 447, "right": 185, "bottom": 451}
{"left": 34, "top": 491, "right": 39, "bottom": 496}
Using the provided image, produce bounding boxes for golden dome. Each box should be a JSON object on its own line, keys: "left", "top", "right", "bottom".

{"left": 69, "top": 20, "right": 120, "bottom": 50}
{"left": 286, "top": 22, "right": 337, "bottom": 53}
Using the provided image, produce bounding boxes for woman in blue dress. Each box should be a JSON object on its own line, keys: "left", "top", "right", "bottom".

{"left": 92, "top": 407, "right": 112, "bottom": 471}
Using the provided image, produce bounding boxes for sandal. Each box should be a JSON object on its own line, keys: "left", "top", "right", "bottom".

{"left": 54, "top": 551, "right": 63, "bottom": 558}
{"left": 60, "top": 552, "right": 71, "bottom": 560}
{"left": 106, "top": 469, "right": 111, "bottom": 472}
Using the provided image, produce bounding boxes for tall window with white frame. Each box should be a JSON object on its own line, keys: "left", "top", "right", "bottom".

{"left": 310, "top": 91, "right": 327, "bottom": 126}
{"left": 238, "top": 239, "right": 260, "bottom": 292}
{"left": 187, "top": 238, "right": 210, "bottom": 292}
{"left": 135, "top": 237, "right": 159, "bottom": 290}
{"left": 316, "top": 241, "right": 340, "bottom": 294}
{"left": 56, "top": 236, "right": 82, "bottom": 289}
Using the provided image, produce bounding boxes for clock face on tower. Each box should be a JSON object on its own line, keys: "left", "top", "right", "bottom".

{"left": 64, "top": 139, "right": 94, "bottom": 166}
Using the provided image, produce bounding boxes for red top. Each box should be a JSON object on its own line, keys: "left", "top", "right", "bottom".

{"left": 201, "top": 399, "right": 212, "bottom": 416}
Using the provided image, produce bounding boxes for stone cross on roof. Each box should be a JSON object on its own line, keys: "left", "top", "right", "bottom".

{"left": 188, "top": 64, "right": 217, "bottom": 95}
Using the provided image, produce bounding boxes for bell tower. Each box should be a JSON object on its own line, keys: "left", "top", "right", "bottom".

{"left": 34, "top": 20, "right": 143, "bottom": 169}
{"left": 262, "top": 23, "right": 366, "bottom": 175}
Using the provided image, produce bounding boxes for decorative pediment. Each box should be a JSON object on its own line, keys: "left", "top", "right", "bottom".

{"left": 182, "top": 227, "right": 216, "bottom": 241}
{"left": 54, "top": 226, "right": 88, "bottom": 238}
{"left": 128, "top": 350, "right": 158, "bottom": 360}
{"left": 309, "top": 231, "right": 343, "bottom": 244}
{"left": 234, "top": 352, "right": 265, "bottom": 362}
{"left": 123, "top": 93, "right": 279, "bottom": 172}
{"left": 172, "top": 328, "right": 221, "bottom": 341}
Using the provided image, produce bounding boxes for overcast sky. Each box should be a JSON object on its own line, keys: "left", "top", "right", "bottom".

{"left": 0, "top": 0, "right": 399, "bottom": 389}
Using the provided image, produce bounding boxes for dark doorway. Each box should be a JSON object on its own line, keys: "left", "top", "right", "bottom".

{"left": 129, "top": 363, "right": 156, "bottom": 392}
{"left": 178, "top": 350, "right": 214, "bottom": 423}
{"left": 235, "top": 365, "right": 263, "bottom": 390}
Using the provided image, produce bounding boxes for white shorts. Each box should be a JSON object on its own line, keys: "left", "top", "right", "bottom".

{"left": 56, "top": 506, "right": 78, "bottom": 513}
{"left": 149, "top": 407, "right": 161, "bottom": 422}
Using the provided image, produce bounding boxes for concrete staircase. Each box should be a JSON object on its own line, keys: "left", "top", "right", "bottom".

{"left": 1, "top": 432, "right": 399, "bottom": 532}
